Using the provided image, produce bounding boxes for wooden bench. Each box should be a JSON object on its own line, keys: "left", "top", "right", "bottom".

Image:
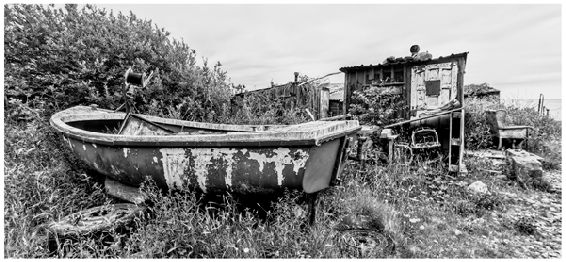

{"left": 485, "top": 110, "right": 533, "bottom": 149}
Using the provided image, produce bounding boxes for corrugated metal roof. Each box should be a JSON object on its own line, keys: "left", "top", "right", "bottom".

{"left": 464, "top": 84, "right": 501, "bottom": 97}
{"left": 233, "top": 82, "right": 293, "bottom": 97}
{"left": 321, "top": 83, "right": 344, "bottom": 101}
{"left": 329, "top": 89, "right": 344, "bottom": 101}
{"left": 339, "top": 52, "right": 468, "bottom": 73}
{"left": 319, "top": 82, "right": 343, "bottom": 92}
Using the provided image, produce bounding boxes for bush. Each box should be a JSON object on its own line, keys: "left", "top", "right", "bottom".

{"left": 348, "top": 87, "right": 407, "bottom": 126}
{"left": 464, "top": 97, "right": 503, "bottom": 150}
{"left": 4, "top": 4, "right": 233, "bottom": 123}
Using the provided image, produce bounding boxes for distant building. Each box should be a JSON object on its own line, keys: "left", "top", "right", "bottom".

{"left": 464, "top": 83, "right": 500, "bottom": 101}
{"left": 319, "top": 83, "right": 344, "bottom": 117}
{"left": 232, "top": 73, "right": 331, "bottom": 119}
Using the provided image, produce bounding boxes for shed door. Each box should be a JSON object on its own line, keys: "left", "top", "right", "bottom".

{"left": 410, "top": 62, "right": 458, "bottom": 114}
{"left": 319, "top": 88, "right": 330, "bottom": 119}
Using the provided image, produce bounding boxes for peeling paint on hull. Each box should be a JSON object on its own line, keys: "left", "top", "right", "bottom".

{"left": 65, "top": 137, "right": 341, "bottom": 195}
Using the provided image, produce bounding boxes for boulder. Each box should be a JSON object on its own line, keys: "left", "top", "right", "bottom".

{"left": 506, "top": 149, "right": 544, "bottom": 187}
{"left": 468, "top": 181, "right": 488, "bottom": 195}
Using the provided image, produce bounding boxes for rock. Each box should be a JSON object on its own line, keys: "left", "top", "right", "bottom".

{"left": 454, "top": 229, "right": 462, "bottom": 236}
{"left": 105, "top": 178, "right": 146, "bottom": 205}
{"left": 468, "top": 181, "right": 488, "bottom": 195}
{"left": 495, "top": 174, "right": 507, "bottom": 180}
{"left": 506, "top": 149, "right": 543, "bottom": 179}
{"left": 293, "top": 206, "right": 306, "bottom": 218}
{"left": 506, "top": 149, "right": 545, "bottom": 187}
{"left": 407, "top": 245, "right": 419, "bottom": 256}
{"left": 409, "top": 218, "right": 421, "bottom": 223}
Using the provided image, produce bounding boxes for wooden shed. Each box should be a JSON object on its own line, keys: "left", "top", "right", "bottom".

{"left": 339, "top": 49, "right": 469, "bottom": 172}
{"left": 232, "top": 73, "right": 331, "bottom": 120}
{"left": 340, "top": 52, "right": 468, "bottom": 118}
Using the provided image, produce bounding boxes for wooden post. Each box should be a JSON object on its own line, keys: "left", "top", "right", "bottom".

{"left": 538, "top": 94, "right": 544, "bottom": 114}
{"left": 319, "top": 88, "right": 329, "bottom": 119}
{"left": 357, "top": 136, "right": 367, "bottom": 167}
{"left": 458, "top": 108, "right": 465, "bottom": 172}
{"left": 343, "top": 73, "right": 349, "bottom": 115}
{"left": 405, "top": 66, "right": 412, "bottom": 119}
{"left": 448, "top": 111, "right": 453, "bottom": 166}
{"left": 307, "top": 192, "right": 318, "bottom": 226}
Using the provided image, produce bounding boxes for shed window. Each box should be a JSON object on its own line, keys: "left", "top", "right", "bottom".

{"left": 374, "top": 72, "right": 381, "bottom": 83}
{"left": 394, "top": 68, "right": 404, "bottom": 83}
{"left": 425, "top": 80, "right": 440, "bottom": 96}
{"left": 383, "top": 68, "right": 392, "bottom": 82}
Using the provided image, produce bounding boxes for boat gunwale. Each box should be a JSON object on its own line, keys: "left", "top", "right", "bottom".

{"left": 50, "top": 106, "right": 361, "bottom": 148}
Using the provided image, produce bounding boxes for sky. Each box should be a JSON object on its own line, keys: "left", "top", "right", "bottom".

{"left": 98, "top": 4, "right": 561, "bottom": 99}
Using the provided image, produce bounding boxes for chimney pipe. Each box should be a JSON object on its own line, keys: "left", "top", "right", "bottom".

{"left": 410, "top": 45, "right": 420, "bottom": 57}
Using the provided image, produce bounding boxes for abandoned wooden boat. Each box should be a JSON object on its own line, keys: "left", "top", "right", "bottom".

{"left": 50, "top": 106, "right": 360, "bottom": 195}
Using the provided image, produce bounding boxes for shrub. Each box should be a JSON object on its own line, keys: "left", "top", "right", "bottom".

{"left": 464, "top": 97, "right": 503, "bottom": 150}
{"left": 4, "top": 4, "right": 233, "bottom": 123}
{"left": 348, "top": 86, "right": 407, "bottom": 126}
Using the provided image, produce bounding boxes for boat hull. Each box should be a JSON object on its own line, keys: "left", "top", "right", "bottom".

{"left": 52, "top": 106, "right": 359, "bottom": 195}
{"left": 63, "top": 135, "right": 347, "bottom": 194}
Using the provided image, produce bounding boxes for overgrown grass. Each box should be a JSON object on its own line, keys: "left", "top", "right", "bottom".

{"left": 4, "top": 98, "right": 561, "bottom": 258}
{"left": 6, "top": 117, "right": 550, "bottom": 258}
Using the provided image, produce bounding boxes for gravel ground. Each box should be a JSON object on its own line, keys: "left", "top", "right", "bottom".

{"left": 497, "top": 169, "right": 562, "bottom": 258}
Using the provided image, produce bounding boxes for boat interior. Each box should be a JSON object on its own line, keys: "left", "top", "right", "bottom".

{"left": 65, "top": 113, "right": 277, "bottom": 136}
